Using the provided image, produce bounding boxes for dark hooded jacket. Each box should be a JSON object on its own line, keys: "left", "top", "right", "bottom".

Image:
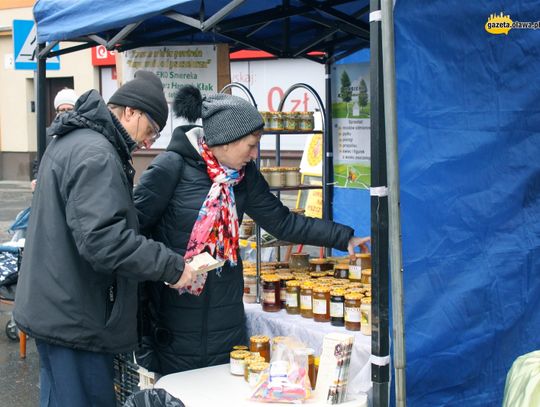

{"left": 14, "top": 90, "right": 184, "bottom": 353}
{"left": 133, "top": 126, "right": 354, "bottom": 374}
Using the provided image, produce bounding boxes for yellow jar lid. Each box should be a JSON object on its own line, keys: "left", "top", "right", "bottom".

{"left": 300, "top": 280, "right": 315, "bottom": 289}
{"left": 362, "top": 268, "right": 372, "bottom": 276}
{"left": 261, "top": 274, "right": 280, "bottom": 283}
{"left": 345, "top": 292, "right": 363, "bottom": 300}
{"left": 230, "top": 350, "right": 251, "bottom": 359}
{"left": 313, "top": 285, "right": 331, "bottom": 293}
{"left": 243, "top": 269, "right": 256, "bottom": 277}
{"left": 249, "top": 361, "right": 270, "bottom": 372}
{"left": 309, "top": 258, "right": 328, "bottom": 265}
{"left": 356, "top": 253, "right": 371, "bottom": 259}
{"left": 286, "top": 279, "right": 301, "bottom": 288}
{"left": 309, "top": 271, "right": 327, "bottom": 278}
{"left": 347, "top": 282, "right": 363, "bottom": 288}
{"left": 334, "top": 264, "right": 350, "bottom": 270}
{"left": 276, "top": 272, "right": 294, "bottom": 280}
{"left": 330, "top": 288, "right": 346, "bottom": 296}
{"left": 361, "top": 296, "right": 372, "bottom": 304}
{"left": 250, "top": 335, "right": 270, "bottom": 343}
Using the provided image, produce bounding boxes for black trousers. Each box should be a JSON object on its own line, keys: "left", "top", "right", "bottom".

{"left": 36, "top": 339, "right": 116, "bottom": 407}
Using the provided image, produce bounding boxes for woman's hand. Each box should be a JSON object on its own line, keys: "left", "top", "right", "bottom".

{"left": 168, "top": 262, "right": 196, "bottom": 290}
{"left": 347, "top": 236, "right": 371, "bottom": 259}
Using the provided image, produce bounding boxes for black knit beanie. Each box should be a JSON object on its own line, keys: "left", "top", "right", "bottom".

{"left": 202, "top": 94, "right": 264, "bottom": 147}
{"left": 108, "top": 70, "right": 168, "bottom": 130}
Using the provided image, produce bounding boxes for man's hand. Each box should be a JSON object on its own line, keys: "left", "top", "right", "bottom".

{"left": 347, "top": 236, "right": 371, "bottom": 259}
{"left": 168, "top": 262, "right": 196, "bottom": 290}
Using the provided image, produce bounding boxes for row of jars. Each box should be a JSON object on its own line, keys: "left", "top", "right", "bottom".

{"left": 259, "top": 273, "right": 372, "bottom": 335}
{"left": 261, "top": 111, "right": 315, "bottom": 132}
{"left": 260, "top": 166, "right": 301, "bottom": 188}
{"left": 230, "top": 336, "right": 318, "bottom": 389}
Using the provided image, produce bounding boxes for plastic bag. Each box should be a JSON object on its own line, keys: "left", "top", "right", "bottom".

{"left": 250, "top": 337, "right": 312, "bottom": 403}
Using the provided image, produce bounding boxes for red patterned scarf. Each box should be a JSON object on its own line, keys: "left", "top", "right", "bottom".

{"left": 179, "top": 138, "right": 244, "bottom": 295}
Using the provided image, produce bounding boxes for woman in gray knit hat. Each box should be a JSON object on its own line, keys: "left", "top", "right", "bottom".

{"left": 133, "top": 85, "right": 370, "bottom": 375}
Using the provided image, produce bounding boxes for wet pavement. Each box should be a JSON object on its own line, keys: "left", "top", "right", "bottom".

{"left": 0, "top": 181, "right": 40, "bottom": 406}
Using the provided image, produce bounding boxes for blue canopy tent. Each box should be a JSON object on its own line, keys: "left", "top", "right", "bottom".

{"left": 31, "top": 0, "right": 540, "bottom": 406}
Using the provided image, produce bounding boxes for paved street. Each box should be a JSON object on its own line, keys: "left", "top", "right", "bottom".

{"left": 0, "top": 181, "right": 39, "bottom": 406}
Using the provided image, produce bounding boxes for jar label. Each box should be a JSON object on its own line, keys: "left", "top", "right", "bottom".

{"left": 349, "top": 265, "right": 362, "bottom": 280}
{"left": 286, "top": 292, "right": 298, "bottom": 307}
{"left": 361, "top": 310, "right": 369, "bottom": 325}
{"left": 312, "top": 298, "right": 327, "bottom": 314}
{"left": 300, "top": 295, "right": 312, "bottom": 310}
{"left": 230, "top": 357, "right": 245, "bottom": 375}
{"left": 263, "top": 290, "right": 276, "bottom": 304}
{"left": 330, "top": 302, "right": 344, "bottom": 318}
{"left": 244, "top": 283, "right": 256, "bottom": 295}
{"left": 280, "top": 288, "right": 287, "bottom": 301}
{"left": 345, "top": 306, "right": 361, "bottom": 323}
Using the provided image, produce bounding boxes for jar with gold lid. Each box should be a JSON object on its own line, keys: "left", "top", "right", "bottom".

{"left": 330, "top": 288, "right": 346, "bottom": 327}
{"left": 261, "top": 274, "right": 281, "bottom": 312}
{"left": 283, "top": 167, "right": 301, "bottom": 187}
{"left": 312, "top": 285, "right": 331, "bottom": 323}
{"left": 308, "top": 258, "right": 333, "bottom": 273}
{"left": 268, "top": 167, "right": 285, "bottom": 188}
{"left": 334, "top": 263, "right": 349, "bottom": 279}
{"left": 299, "top": 111, "right": 315, "bottom": 131}
{"left": 289, "top": 252, "right": 310, "bottom": 270}
{"left": 230, "top": 350, "right": 251, "bottom": 375}
{"left": 360, "top": 297, "right": 372, "bottom": 336}
{"left": 346, "top": 282, "right": 363, "bottom": 289}
{"left": 248, "top": 361, "right": 270, "bottom": 386}
{"left": 240, "top": 218, "right": 255, "bottom": 238}
{"left": 249, "top": 335, "right": 271, "bottom": 362}
{"left": 300, "top": 280, "right": 315, "bottom": 318}
{"left": 243, "top": 269, "right": 257, "bottom": 304}
{"left": 285, "top": 280, "right": 301, "bottom": 314}
{"left": 361, "top": 268, "right": 372, "bottom": 285}
{"left": 277, "top": 272, "right": 294, "bottom": 309}
{"left": 309, "top": 271, "right": 327, "bottom": 279}
{"left": 344, "top": 292, "right": 362, "bottom": 331}
{"left": 283, "top": 112, "right": 297, "bottom": 131}
{"left": 349, "top": 253, "right": 371, "bottom": 281}
{"left": 260, "top": 167, "right": 272, "bottom": 184}
{"left": 261, "top": 111, "right": 271, "bottom": 131}
{"left": 244, "top": 354, "right": 265, "bottom": 381}
{"left": 292, "top": 271, "right": 311, "bottom": 280}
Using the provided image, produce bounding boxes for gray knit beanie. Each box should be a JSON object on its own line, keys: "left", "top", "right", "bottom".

{"left": 202, "top": 94, "right": 264, "bottom": 146}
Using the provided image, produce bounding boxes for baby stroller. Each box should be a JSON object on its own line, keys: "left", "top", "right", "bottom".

{"left": 0, "top": 207, "right": 29, "bottom": 341}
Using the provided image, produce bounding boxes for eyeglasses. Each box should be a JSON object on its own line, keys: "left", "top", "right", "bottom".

{"left": 56, "top": 107, "right": 73, "bottom": 114}
{"left": 143, "top": 112, "right": 161, "bottom": 143}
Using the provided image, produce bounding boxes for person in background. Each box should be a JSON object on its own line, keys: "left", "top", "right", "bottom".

{"left": 30, "top": 88, "right": 78, "bottom": 191}
{"left": 133, "top": 85, "right": 370, "bottom": 375}
{"left": 14, "top": 71, "right": 195, "bottom": 407}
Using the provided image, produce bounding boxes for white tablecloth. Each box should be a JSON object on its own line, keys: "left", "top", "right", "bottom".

{"left": 155, "top": 364, "right": 368, "bottom": 407}
{"left": 244, "top": 303, "right": 372, "bottom": 396}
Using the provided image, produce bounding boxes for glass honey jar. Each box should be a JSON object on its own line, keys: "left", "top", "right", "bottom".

{"left": 243, "top": 269, "right": 257, "bottom": 304}
{"left": 230, "top": 350, "right": 251, "bottom": 376}
{"left": 312, "top": 285, "right": 331, "bottom": 322}
{"left": 261, "top": 274, "right": 281, "bottom": 312}
{"left": 300, "top": 280, "right": 315, "bottom": 318}
{"left": 344, "top": 292, "right": 362, "bottom": 331}
{"left": 333, "top": 263, "right": 349, "bottom": 279}
{"left": 277, "top": 272, "right": 294, "bottom": 309}
{"left": 360, "top": 296, "right": 372, "bottom": 336}
{"left": 350, "top": 253, "right": 371, "bottom": 281}
{"left": 248, "top": 361, "right": 270, "bottom": 386}
{"left": 285, "top": 280, "right": 301, "bottom": 314}
{"left": 249, "top": 335, "right": 271, "bottom": 362}
{"left": 361, "top": 268, "right": 372, "bottom": 285}
{"left": 244, "top": 354, "right": 265, "bottom": 381}
{"left": 289, "top": 252, "right": 310, "bottom": 270}
{"left": 330, "top": 288, "right": 346, "bottom": 327}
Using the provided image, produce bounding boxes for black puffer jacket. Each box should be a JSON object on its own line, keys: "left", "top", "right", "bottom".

{"left": 134, "top": 126, "right": 354, "bottom": 374}
{"left": 14, "top": 90, "right": 184, "bottom": 353}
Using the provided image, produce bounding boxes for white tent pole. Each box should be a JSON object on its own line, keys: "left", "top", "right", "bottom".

{"left": 380, "top": 0, "right": 407, "bottom": 406}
